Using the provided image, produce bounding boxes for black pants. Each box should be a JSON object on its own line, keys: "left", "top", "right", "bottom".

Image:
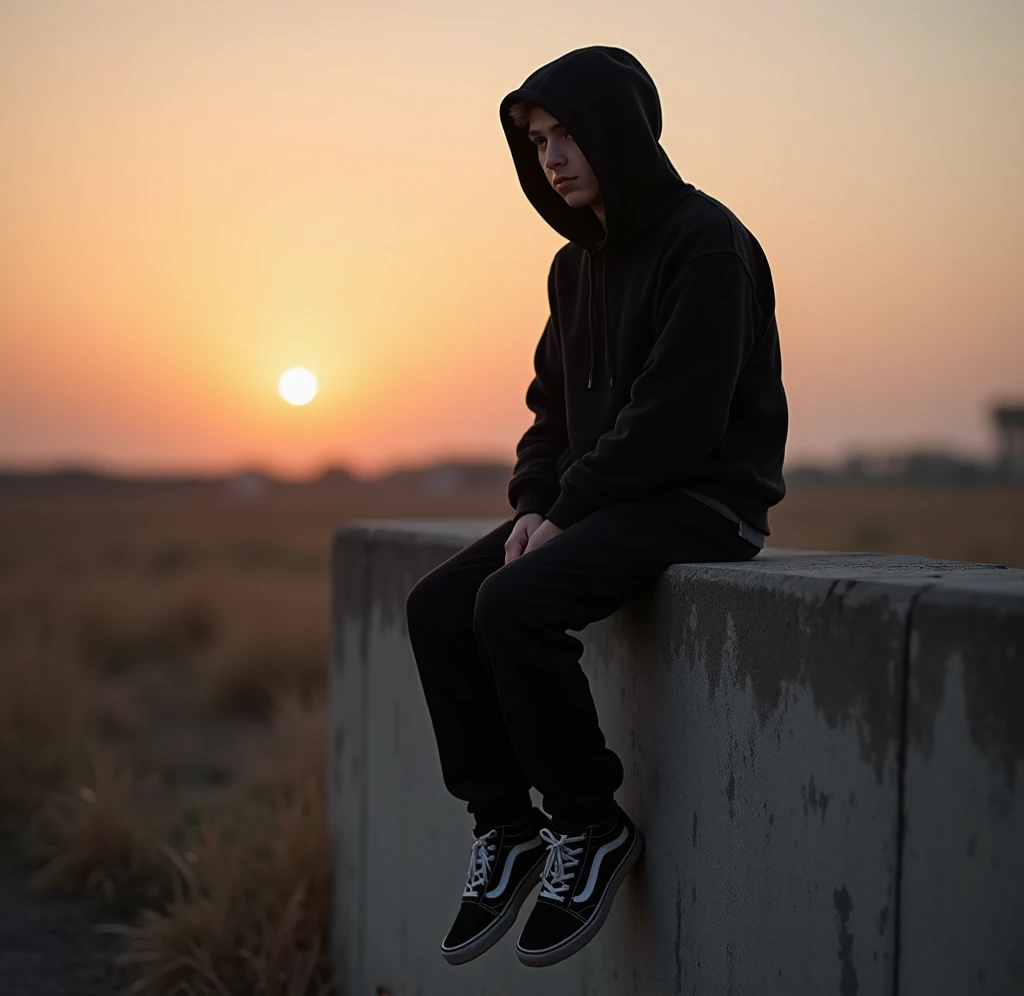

{"left": 404, "top": 489, "right": 760, "bottom": 833}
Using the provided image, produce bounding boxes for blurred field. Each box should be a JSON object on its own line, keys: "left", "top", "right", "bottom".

{"left": 768, "top": 484, "right": 1024, "bottom": 567}
{"left": 0, "top": 481, "right": 1021, "bottom": 993}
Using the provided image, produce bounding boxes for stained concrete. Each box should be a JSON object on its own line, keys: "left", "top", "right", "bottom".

{"left": 329, "top": 520, "right": 1023, "bottom": 996}
{"left": 901, "top": 581, "right": 1023, "bottom": 995}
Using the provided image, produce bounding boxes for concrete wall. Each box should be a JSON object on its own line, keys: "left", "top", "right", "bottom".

{"left": 328, "top": 520, "right": 1024, "bottom": 996}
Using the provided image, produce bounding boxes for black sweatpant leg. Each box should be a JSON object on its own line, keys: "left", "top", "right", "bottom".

{"left": 406, "top": 518, "right": 536, "bottom": 831}
{"left": 405, "top": 489, "right": 759, "bottom": 832}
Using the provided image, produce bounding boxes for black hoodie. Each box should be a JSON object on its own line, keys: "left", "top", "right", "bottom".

{"left": 501, "top": 46, "right": 788, "bottom": 539}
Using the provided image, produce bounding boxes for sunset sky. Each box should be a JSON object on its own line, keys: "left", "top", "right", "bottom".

{"left": 1, "top": 0, "right": 1021, "bottom": 480}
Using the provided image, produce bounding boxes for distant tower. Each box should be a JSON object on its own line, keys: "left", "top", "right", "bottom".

{"left": 991, "top": 403, "right": 1024, "bottom": 480}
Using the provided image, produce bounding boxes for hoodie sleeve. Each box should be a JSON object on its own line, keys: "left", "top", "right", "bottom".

{"left": 544, "top": 250, "right": 759, "bottom": 530}
{"left": 507, "top": 262, "right": 570, "bottom": 523}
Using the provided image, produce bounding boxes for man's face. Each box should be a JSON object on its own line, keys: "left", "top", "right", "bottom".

{"left": 527, "top": 107, "right": 601, "bottom": 213}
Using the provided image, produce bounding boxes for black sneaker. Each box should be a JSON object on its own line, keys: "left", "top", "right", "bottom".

{"left": 440, "top": 807, "right": 550, "bottom": 965}
{"left": 516, "top": 803, "right": 642, "bottom": 967}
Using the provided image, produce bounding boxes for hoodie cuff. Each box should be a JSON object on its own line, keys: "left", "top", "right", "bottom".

{"left": 543, "top": 487, "right": 599, "bottom": 530}
{"left": 512, "top": 486, "right": 558, "bottom": 523}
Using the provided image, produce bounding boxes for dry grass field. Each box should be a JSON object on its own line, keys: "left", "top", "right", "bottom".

{"left": 0, "top": 481, "right": 1020, "bottom": 993}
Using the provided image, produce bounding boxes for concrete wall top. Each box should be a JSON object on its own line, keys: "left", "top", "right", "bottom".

{"left": 336, "top": 518, "right": 1024, "bottom": 591}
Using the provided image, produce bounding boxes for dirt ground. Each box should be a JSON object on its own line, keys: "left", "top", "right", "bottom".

{"left": 0, "top": 864, "right": 138, "bottom": 995}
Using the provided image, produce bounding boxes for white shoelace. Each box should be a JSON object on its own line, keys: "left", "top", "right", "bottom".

{"left": 537, "top": 826, "right": 587, "bottom": 901}
{"left": 463, "top": 829, "right": 498, "bottom": 897}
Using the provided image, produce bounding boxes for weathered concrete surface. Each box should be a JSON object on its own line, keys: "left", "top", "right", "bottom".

{"left": 901, "top": 578, "right": 1024, "bottom": 995}
{"left": 328, "top": 519, "right": 1023, "bottom": 996}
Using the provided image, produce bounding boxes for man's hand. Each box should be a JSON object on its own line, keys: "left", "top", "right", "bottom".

{"left": 505, "top": 512, "right": 564, "bottom": 564}
{"left": 524, "top": 517, "right": 563, "bottom": 554}
{"left": 505, "top": 513, "right": 543, "bottom": 564}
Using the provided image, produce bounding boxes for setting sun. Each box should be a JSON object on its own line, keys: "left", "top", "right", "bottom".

{"left": 278, "top": 367, "right": 318, "bottom": 406}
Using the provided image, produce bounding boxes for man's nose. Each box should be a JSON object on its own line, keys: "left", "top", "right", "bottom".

{"left": 544, "top": 145, "right": 566, "bottom": 172}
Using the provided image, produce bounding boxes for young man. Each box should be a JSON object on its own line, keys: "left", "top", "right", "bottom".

{"left": 405, "top": 45, "right": 788, "bottom": 969}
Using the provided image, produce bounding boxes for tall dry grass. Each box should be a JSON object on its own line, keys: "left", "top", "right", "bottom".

{"left": 0, "top": 488, "right": 343, "bottom": 993}
{"left": 25, "top": 744, "right": 171, "bottom": 912}
{"left": 8, "top": 674, "right": 335, "bottom": 992}
{"left": 0, "top": 619, "right": 87, "bottom": 817}
{"left": 103, "top": 698, "right": 335, "bottom": 996}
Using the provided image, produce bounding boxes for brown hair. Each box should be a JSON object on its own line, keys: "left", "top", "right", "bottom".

{"left": 506, "top": 101, "right": 536, "bottom": 129}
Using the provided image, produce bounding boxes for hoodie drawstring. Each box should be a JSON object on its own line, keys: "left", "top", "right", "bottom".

{"left": 587, "top": 253, "right": 594, "bottom": 390}
{"left": 587, "top": 252, "right": 614, "bottom": 391}
{"left": 604, "top": 259, "right": 613, "bottom": 388}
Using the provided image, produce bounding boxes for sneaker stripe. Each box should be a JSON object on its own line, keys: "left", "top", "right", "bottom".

{"left": 484, "top": 838, "right": 543, "bottom": 898}
{"left": 570, "top": 825, "right": 628, "bottom": 903}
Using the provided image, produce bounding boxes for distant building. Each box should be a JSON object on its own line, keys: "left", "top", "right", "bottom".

{"left": 785, "top": 401, "right": 1024, "bottom": 487}
{"left": 992, "top": 403, "right": 1024, "bottom": 481}
{"left": 226, "top": 470, "right": 269, "bottom": 497}
{"left": 424, "top": 464, "right": 462, "bottom": 495}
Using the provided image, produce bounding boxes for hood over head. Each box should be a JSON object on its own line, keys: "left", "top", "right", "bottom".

{"left": 499, "top": 45, "right": 689, "bottom": 258}
{"left": 499, "top": 46, "right": 693, "bottom": 389}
